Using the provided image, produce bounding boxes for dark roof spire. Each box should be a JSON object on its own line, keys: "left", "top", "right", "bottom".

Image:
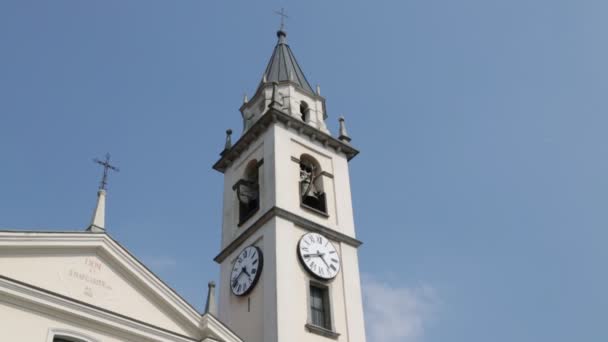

{"left": 261, "top": 29, "right": 314, "bottom": 94}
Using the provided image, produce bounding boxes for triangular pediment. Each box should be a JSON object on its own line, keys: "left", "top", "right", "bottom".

{"left": 0, "top": 231, "right": 202, "bottom": 337}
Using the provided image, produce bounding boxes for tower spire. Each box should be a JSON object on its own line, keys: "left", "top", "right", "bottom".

{"left": 260, "top": 20, "right": 314, "bottom": 95}
{"left": 87, "top": 153, "right": 119, "bottom": 233}
{"left": 87, "top": 189, "right": 106, "bottom": 232}
{"left": 204, "top": 281, "right": 217, "bottom": 316}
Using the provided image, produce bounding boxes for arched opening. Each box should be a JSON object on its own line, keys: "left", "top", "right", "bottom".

{"left": 300, "top": 101, "right": 310, "bottom": 122}
{"left": 236, "top": 160, "right": 260, "bottom": 224}
{"left": 299, "top": 154, "right": 327, "bottom": 214}
{"left": 52, "top": 335, "right": 90, "bottom": 342}
{"left": 48, "top": 329, "right": 98, "bottom": 342}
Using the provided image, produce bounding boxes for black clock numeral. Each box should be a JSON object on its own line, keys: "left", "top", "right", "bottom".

{"left": 251, "top": 268, "right": 257, "bottom": 274}
{"left": 331, "top": 258, "right": 338, "bottom": 263}
{"left": 316, "top": 236, "right": 322, "bottom": 244}
{"left": 301, "top": 247, "right": 309, "bottom": 252}
{"left": 330, "top": 264, "right": 337, "bottom": 271}
{"left": 252, "top": 259, "right": 258, "bottom": 265}
{"left": 243, "top": 250, "right": 248, "bottom": 258}
{"left": 329, "top": 251, "right": 336, "bottom": 254}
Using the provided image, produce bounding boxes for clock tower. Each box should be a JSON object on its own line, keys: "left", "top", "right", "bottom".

{"left": 213, "top": 29, "right": 366, "bottom": 342}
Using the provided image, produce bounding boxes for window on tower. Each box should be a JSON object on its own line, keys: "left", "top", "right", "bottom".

{"left": 299, "top": 154, "right": 327, "bottom": 215}
{"left": 309, "top": 283, "right": 331, "bottom": 330}
{"left": 235, "top": 160, "right": 260, "bottom": 224}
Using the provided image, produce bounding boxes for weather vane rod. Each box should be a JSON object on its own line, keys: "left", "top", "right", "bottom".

{"left": 93, "top": 153, "right": 119, "bottom": 190}
{"left": 274, "top": 8, "right": 289, "bottom": 31}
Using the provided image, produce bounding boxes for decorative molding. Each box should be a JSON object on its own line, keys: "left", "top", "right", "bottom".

{"left": 213, "top": 108, "right": 359, "bottom": 173}
{"left": 320, "top": 171, "right": 334, "bottom": 179}
{"left": 300, "top": 203, "right": 330, "bottom": 218}
{"left": 305, "top": 323, "right": 341, "bottom": 339}
{"left": 214, "top": 206, "right": 362, "bottom": 263}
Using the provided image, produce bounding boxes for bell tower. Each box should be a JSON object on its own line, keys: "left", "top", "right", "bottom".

{"left": 213, "top": 28, "right": 366, "bottom": 342}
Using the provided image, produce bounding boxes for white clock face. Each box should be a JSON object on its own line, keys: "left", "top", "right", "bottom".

{"left": 298, "top": 232, "right": 341, "bottom": 280}
{"left": 230, "top": 245, "right": 263, "bottom": 296}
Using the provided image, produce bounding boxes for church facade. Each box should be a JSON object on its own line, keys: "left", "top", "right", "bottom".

{"left": 0, "top": 28, "right": 366, "bottom": 342}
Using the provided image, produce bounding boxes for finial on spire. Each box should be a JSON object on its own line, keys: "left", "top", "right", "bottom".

{"left": 338, "top": 116, "right": 352, "bottom": 143}
{"left": 316, "top": 84, "right": 321, "bottom": 96}
{"left": 274, "top": 8, "right": 289, "bottom": 32}
{"left": 204, "top": 281, "right": 217, "bottom": 316}
{"left": 243, "top": 93, "right": 249, "bottom": 104}
{"left": 93, "top": 153, "right": 119, "bottom": 190}
{"left": 221, "top": 129, "right": 233, "bottom": 156}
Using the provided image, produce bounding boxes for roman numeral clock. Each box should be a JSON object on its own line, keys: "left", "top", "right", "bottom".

{"left": 230, "top": 245, "right": 263, "bottom": 296}
{"left": 298, "top": 232, "right": 341, "bottom": 280}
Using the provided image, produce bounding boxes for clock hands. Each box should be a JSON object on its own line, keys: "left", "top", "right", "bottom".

{"left": 304, "top": 252, "right": 331, "bottom": 269}
{"left": 318, "top": 254, "right": 331, "bottom": 269}
{"left": 233, "top": 266, "right": 252, "bottom": 284}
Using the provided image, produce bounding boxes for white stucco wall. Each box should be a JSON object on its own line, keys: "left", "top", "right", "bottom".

{"left": 273, "top": 124, "right": 357, "bottom": 238}
{"left": 0, "top": 250, "right": 193, "bottom": 336}
{"left": 0, "top": 299, "right": 138, "bottom": 342}
{"left": 218, "top": 222, "right": 277, "bottom": 342}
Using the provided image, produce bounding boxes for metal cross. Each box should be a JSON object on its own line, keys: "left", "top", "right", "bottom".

{"left": 93, "top": 153, "right": 119, "bottom": 190}
{"left": 274, "top": 8, "right": 289, "bottom": 31}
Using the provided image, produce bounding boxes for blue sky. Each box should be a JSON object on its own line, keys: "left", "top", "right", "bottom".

{"left": 1, "top": 1, "right": 607, "bottom": 341}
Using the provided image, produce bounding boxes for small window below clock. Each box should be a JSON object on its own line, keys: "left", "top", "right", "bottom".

{"left": 309, "top": 283, "right": 331, "bottom": 330}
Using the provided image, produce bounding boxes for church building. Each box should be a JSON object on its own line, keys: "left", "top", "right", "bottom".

{"left": 0, "top": 27, "right": 367, "bottom": 342}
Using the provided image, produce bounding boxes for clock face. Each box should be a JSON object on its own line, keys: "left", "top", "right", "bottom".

{"left": 230, "top": 245, "right": 263, "bottom": 296}
{"left": 298, "top": 232, "right": 341, "bottom": 280}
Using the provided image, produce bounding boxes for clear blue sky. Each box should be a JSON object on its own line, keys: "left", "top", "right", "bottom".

{"left": 1, "top": 1, "right": 607, "bottom": 341}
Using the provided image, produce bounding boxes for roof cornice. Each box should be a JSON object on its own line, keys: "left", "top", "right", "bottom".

{"left": 213, "top": 108, "right": 359, "bottom": 173}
